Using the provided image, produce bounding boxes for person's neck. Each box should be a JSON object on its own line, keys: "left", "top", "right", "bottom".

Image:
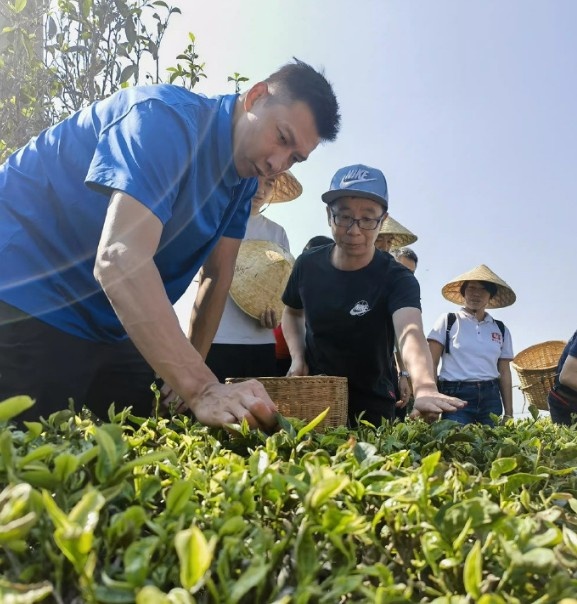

{"left": 232, "top": 94, "right": 245, "bottom": 128}
{"left": 231, "top": 95, "right": 245, "bottom": 165}
{"left": 464, "top": 306, "right": 487, "bottom": 321}
{"left": 330, "top": 246, "right": 374, "bottom": 271}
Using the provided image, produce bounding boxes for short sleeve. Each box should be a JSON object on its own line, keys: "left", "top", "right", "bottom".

{"left": 279, "top": 227, "right": 290, "bottom": 253}
{"left": 86, "top": 100, "right": 192, "bottom": 224}
{"left": 428, "top": 313, "right": 448, "bottom": 345}
{"left": 500, "top": 326, "right": 514, "bottom": 360}
{"left": 282, "top": 254, "right": 303, "bottom": 309}
{"left": 222, "top": 190, "right": 254, "bottom": 239}
{"left": 387, "top": 270, "right": 421, "bottom": 314}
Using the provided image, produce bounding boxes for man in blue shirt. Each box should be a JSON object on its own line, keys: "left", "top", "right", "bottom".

{"left": 0, "top": 58, "right": 340, "bottom": 428}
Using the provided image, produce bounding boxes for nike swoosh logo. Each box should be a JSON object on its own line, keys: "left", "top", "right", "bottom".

{"left": 340, "top": 177, "right": 377, "bottom": 188}
{"left": 350, "top": 305, "right": 370, "bottom": 316}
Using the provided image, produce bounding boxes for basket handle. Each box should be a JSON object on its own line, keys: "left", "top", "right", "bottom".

{"left": 516, "top": 372, "right": 559, "bottom": 392}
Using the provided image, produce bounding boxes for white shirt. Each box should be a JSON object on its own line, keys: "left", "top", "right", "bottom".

{"left": 212, "top": 213, "right": 290, "bottom": 345}
{"left": 427, "top": 308, "right": 514, "bottom": 381}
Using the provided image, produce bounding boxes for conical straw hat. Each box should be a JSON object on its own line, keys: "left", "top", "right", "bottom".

{"left": 230, "top": 240, "right": 295, "bottom": 320}
{"left": 442, "top": 264, "right": 516, "bottom": 309}
{"left": 378, "top": 215, "right": 418, "bottom": 249}
{"left": 270, "top": 170, "right": 302, "bottom": 203}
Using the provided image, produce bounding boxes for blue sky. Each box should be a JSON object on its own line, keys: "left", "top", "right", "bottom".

{"left": 165, "top": 1, "right": 575, "bottom": 416}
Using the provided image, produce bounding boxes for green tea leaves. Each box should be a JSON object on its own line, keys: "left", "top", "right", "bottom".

{"left": 463, "top": 540, "right": 482, "bottom": 599}
{"left": 42, "top": 488, "right": 105, "bottom": 574}
{"left": 1, "top": 404, "right": 577, "bottom": 601}
{"left": 124, "top": 536, "right": 159, "bottom": 586}
{"left": 174, "top": 525, "right": 215, "bottom": 591}
{"left": 0, "top": 578, "right": 53, "bottom": 603}
{"left": 0, "top": 395, "right": 35, "bottom": 422}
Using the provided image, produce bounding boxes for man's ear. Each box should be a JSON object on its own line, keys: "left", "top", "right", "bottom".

{"left": 380, "top": 211, "right": 389, "bottom": 225}
{"left": 244, "top": 81, "right": 270, "bottom": 112}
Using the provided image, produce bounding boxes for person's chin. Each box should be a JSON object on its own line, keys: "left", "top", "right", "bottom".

{"left": 343, "top": 243, "right": 366, "bottom": 254}
{"left": 236, "top": 160, "right": 258, "bottom": 179}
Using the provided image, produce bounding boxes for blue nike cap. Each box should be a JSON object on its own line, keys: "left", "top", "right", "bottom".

{"left": 321, "top": 164, "right": 388, "bottom": 210}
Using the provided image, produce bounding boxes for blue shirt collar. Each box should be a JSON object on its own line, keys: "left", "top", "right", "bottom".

{"left": 216, "top": 93, "right": 245, "bottom": 188}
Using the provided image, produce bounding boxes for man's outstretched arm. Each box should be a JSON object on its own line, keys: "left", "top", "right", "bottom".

{"left": 95, "top": 190, "right": 277, "bottom": 430}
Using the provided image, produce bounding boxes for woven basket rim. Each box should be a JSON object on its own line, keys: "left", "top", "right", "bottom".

{"left": 226, "top": 375, "right": 347, "bottom": 382}
{"left": 510, "top": 340, "right": 566, "bottom": 411}
{"left": 225, "top": 375, "right": 348, "bottom": 427}
{"left": 511, "top": 340, "right": 567, "bottom": 371}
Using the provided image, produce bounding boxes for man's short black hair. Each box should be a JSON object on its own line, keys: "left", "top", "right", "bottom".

{"left": 392, "top": 247, "right": 418, "bottom": 265}
{"left": 460, "top": 280, "right": 498, "bottom": 298}
{"left": 303, "top": 235, "right": 333, "bottom": 252}
{"left": 265, "top": 58, "right": 340, "bottom": 142}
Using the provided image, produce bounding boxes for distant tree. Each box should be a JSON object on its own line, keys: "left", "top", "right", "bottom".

{"left": 0, "top": 0, "right": 248, "bottom": 162}
{"left": 0, "top": 0, "right": 53, "bottom": 159}
{"left": 42, "top": 0, "right": 182, "bottom": 116}
{"left": 0, "top": 0, "right": 185, "bottom": 161}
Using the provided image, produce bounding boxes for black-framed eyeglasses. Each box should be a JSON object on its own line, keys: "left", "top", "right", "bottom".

{"left": 331, "top": 211, "right": 386, "bottom": 231}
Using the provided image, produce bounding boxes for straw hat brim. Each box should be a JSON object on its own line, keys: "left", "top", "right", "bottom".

{"left": 442, "top": 264, "right": 516, "bottom": 309}
{"left": 269, "top": 170, "right": 303, "bottom": 203}
{"left": 230, "top": 240, "right": 295, "bottom": 320}
{"left": 377, "top": 215, "right": 418, "bottom": 249}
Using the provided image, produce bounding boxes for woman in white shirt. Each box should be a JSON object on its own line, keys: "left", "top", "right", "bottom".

{"left": 427, "top": 264, "right": 516, "bottom": 425}
{"left": 204, "top": 171, "right": 301, "bottom": 382}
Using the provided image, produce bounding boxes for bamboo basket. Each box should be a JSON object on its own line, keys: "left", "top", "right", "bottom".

{"left": 511, "top": 341, "right": 566, "bottom": 411}
{"left": 225, "top": 376, "right": 348, "bottom": 428}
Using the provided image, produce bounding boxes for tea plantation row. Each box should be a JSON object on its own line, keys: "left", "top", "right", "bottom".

{"left": 1, "top": 396, "right": 577, "bottom": 603}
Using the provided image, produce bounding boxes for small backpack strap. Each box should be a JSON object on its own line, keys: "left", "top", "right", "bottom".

{"left": 495, "top": 319, "right": 505, "bottom": 341}
{"left": 445, "top": 313, "right": 457, "bottom": 354}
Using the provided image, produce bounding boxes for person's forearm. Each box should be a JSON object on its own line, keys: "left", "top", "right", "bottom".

{"left": 397, "top": 323, "right": 437, "bottom": 396}
{"left": 560, "top": 363, "right": 577, "bottom": 391}
{"left": 499, "top": 377, "right": 513, "bottom": 416}
{"left": 560, "top": 374, "right": 577, "bottom": 392}
{"left": 394, "top": 339, "right": 406, "bottom": 373}
{"left": 498, "top": 361, "right": 513, "bottom": 416}
{"left": 97, "top": 257, "right": 217, "bottom": 401}
{"left": 188, "top": 273, "right": 231, "bottom": 360}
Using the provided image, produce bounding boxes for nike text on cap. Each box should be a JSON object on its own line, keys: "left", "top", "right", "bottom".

{"left": 321, "top": 164, "right": 389, "bottom": 210}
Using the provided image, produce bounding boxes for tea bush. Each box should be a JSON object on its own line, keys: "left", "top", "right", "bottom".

{"left": 1, "top": 396, "right": 577, "bottom": 603}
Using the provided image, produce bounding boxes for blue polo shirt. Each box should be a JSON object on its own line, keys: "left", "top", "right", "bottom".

{"left": 0, "top": 85, "right": 256, "bottom": 341}
{"left": 554, "top": 331, "right": 577, "bottom": 392}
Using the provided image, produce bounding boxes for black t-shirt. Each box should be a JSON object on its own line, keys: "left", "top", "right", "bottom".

{"left": 282, "top": 244, "right": 421, "bottom": 402}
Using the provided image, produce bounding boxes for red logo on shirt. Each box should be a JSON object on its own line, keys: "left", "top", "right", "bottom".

{"left": 492, "top": 332, "right": 502, "bottom": 343}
